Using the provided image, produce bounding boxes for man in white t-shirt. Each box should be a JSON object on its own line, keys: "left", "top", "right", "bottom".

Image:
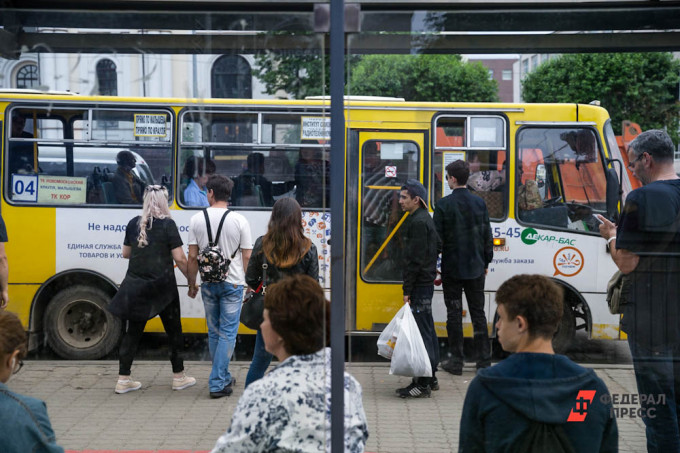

{"left": 188, "top": 174, "right": 253, "bottom": 398}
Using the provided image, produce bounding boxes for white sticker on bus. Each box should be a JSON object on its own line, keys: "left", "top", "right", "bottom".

{"left": 301, "top": 117, "right": 331, "bottom": 141}
{"left": 134, "top": 114, "right": 167, "bottom": 137}
{"left": 11, "top": 174, "right": 38, "bottom": 202}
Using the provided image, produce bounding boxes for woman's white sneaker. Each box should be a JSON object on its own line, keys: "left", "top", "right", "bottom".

{"left": 172, "top": 373, "right": 196, "bottom": 391}
{"left": 115, "top": 378, "right": 142, "bottom": 394}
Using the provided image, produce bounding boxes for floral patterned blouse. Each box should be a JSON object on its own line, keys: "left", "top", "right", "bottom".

{"left": 211, "top": 348, "right": 369, "bottom": 453}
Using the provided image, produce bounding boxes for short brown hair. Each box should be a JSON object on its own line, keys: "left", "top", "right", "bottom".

{"left": 446, "top": 160, "right": 470, "bottom": 185}
{"left": 264, "top": 274, "right": 329, "bottom": 356}
{"left": 0, "top": 311, "right": 27, "bottom": 360}
{"left": 495, "top": 274, "right": 563, "bottom": 339}
{"left": 206, "top": 174, "right": 234, "bottom": 202}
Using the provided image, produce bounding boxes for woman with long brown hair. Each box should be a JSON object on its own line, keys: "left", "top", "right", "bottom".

{"left": 244, "top": 197, "right": 318, "bottom": 387}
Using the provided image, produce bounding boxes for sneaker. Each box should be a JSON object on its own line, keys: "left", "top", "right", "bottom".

{"left": 431, "top": 377, "right": 439, "bottom": 391}
{"left": 172, "top": 373, "right": 197, "bottom": 391}
{"left": 115, "top": 378, "right": 142, "bottom": 394}
{"left": 397, "top": 381, "right": 431, "bottom": 399}
{"left": 209, "top": 377, "right": 236, "bottom": 399}
{"left": 440, "top": 360, "right": 463, "bottom": 376}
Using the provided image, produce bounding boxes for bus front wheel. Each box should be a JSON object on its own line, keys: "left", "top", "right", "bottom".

{"left": 44, "top": 286, "right": 122, "bottom": 360}
{"left": 552, "top": 302, "right": 575, "bottom": 354}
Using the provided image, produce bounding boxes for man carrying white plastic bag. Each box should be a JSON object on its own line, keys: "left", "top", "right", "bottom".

{"left": 389, "top": 180, "right": 442, "bottom": 398}
{"left": 379, "top": 304, "right": 433, "bottom": 378}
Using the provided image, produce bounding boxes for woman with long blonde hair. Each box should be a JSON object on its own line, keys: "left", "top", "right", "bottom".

{"left": 244, "top": 197, "right": 319, "bottom": 387}
{"left": 108, "top": 185, "right": 196, "bottom": 394}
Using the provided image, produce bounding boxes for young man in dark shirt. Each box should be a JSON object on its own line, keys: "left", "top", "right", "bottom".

{"left": 433, "top": 159, "right": 493, "bottom": 375}
{"left": 395, "top": 179, "right": 441, "bottom": 398}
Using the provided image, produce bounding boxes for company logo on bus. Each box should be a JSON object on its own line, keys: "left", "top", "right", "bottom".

{"left": 521, "top": 228, "right": 576, "bottom": 246}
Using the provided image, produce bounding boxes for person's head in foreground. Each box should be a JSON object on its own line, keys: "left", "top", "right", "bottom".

{"left": 0, "top": 310, "right": 65, "bottom": 453}
{"left": 211, "top": 274, "right": 369, "bottom": 453}
{"left": 458, "top": 274, "right": 617, "bottom": 453}
{"left": 495, "top": 273, "right": 563, "bottom": 353}
{"left": 0, "top": 310, "right": 27, "bottom": 384}
{"left": 261, "top": 273, "right": 329, "bottom": 360}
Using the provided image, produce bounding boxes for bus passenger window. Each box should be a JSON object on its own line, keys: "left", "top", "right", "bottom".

{"left": 8, "top": 113, "right": 37, "bottom": 176}
{"left": 181, "top": 156, "right": 216, "bottom": 207}
{"left": 294, "top": 147, "right": 330, "bottom": 208}
{"left": 231, "top": 152, "right": 274, "bottom": 207}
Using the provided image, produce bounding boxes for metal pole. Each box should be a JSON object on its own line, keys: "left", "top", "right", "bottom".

{"left": 329, "top": 0, "right": 345, "bottom": 451}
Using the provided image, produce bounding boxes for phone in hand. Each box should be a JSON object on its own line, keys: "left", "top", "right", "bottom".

{"left": 594, "top": 215, "right": 605, "bottom": 224}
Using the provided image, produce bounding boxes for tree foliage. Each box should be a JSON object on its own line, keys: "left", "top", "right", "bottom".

{"left": 522, "top": 53, "right": 680, "bottom": 141}
{"left": 349, "top": 55, "right": 498, "bottom": 102}
{"left": 254, "top": 53, "right": 499, "bottom": 102}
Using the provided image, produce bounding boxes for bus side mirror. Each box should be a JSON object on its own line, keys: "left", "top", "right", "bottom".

{"left": 606, "top": 164, "right": 621, "bottom": 222}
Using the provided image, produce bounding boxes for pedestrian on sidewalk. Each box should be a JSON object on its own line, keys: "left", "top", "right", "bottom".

{"left": 433, "top": 159, "right": 493, "bottom": 375}
{"left": 598, "top": 129, "right": 680, "bottom": 452}
{"left": 395, "top": 179, "right": 442, "bottom": 398}
{"left": 459, "top": 274, "right": 617, "bottom": 453}
{"left": 108, "top": 185, "right": 196, "bottom": 394}
{"left": 187, "top": 174, "right": 253, "bottom": 398}
{"left": 244, "top": 198, "right": 318, "bottom": 387}
{"left": 212, "top": 275, "right": 368, "bottom": 453}
{"left": 0, "top": 310, "right": 64, "bottom": 452}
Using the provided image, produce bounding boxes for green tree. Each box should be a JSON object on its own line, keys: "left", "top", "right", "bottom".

{"left": 522, "top": 53, "right": 680, "bottom": 142}
{"left": 254, "top": 53, "right": 499, "bottom": 102}
{"left": 349, "top": 54, "right": 499, "bottom": 102}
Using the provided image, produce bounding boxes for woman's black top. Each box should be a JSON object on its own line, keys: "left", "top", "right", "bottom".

{"left": 108, "top": 216, "right": 183, "bottom": 321}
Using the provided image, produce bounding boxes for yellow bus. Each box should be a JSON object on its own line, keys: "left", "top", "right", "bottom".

{"left": 2, "top": 91, "right": 625, "bottom": 359}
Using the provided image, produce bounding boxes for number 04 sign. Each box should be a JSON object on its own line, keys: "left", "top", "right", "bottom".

{"left": 12, "top": 174, "right": 38, "bottom": 202}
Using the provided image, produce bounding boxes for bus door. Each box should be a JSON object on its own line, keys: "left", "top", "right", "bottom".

{"left": 354, "top": 131, "right": 424, "bottom": 332}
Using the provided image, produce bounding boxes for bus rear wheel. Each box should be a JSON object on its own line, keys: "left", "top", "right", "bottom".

{"left": 44, "top": 286, "right": 122, "bottom": 360}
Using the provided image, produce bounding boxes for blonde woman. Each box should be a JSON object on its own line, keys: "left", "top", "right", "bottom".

{"left": 108, "top": 185, "right": 195, "bottom": 394}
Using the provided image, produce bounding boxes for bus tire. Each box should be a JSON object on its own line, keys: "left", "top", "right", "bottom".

{"left": 552, "top": 302, "right": 575, "bottom": 354}
{"left": 44, "top": 285, "right": 122, "bottom": 360}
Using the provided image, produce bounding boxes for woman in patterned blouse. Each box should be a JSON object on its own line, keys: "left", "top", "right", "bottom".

{"left": 211, "top": 274, "right": 369, "bottom": 453}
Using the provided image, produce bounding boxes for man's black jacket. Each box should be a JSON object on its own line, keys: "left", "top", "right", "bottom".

{"left": 401, "top": 207, "right": 442, "bottom": 295}
{"left": 433, "top": 188, "right": 493, "bottom": 281}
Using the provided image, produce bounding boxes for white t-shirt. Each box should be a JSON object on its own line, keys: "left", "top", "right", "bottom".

{"left": 188, "top": 207, "right": 253, "bottom": 285}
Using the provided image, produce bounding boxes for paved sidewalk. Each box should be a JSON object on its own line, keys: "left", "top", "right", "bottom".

{"left": 11, "top": 360, "right": 645, "bottom": 452}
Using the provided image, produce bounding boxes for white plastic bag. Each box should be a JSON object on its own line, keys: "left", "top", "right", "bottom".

{"left": 390, "top": 306, "right": 432, "bottom": 377}
{"left": 377, "top": 305, "right": 407, "bottom": 359}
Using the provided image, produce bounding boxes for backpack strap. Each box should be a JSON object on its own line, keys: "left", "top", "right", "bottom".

{"left": 212, "top": 209, "right": 241, "bottom": 259}
{"left": 261, "top": 253, "right": 268, "bottom": 294}
{"left": 203, "top": 209, "right": 214, "bottom": 246}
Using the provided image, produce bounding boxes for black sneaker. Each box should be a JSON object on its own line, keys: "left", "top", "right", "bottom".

{"left": 209, "top": 377, "right": 236, "bottom": 399}
{"left": 397, "top": 382, "right": 431, "bottom": 398}
{"left": 431, "top": 377, "right": 439, "bottom": 391}
{"left": 440, "top": 360, "right": 463, "bottom": 376}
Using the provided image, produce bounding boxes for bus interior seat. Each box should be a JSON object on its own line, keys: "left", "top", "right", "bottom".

{"left": 101, "top": 181, "right": 118, "bottom": 204}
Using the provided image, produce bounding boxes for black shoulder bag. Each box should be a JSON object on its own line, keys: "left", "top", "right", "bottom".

{"left": 240, "top": 254, "right": 268, "bottom": 330}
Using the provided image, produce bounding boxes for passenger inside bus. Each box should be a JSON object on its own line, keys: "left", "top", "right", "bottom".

{"left": 466, "top": 151, "right": 506, "bottom": 218}
{"left": 111, "top": 150, "right": 146, "bottom": 204}
{"left": 8, "top": 113, "right": 37, "bottom": 176}
{"left": 231, "top": 152, "right": 274, "bottom": 207}
{"left": 182, "top": 156, "right": 216, "bottom": 207}
{"left": 294, "top": 147, "right": 330, "bottom": 208}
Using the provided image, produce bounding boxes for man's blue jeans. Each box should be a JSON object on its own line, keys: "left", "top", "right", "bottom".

{"left": 201, "top": 282, "right": 243, "bottom": 392}
{"left": 245, "top": 329, "right": 273, "bottom": 388}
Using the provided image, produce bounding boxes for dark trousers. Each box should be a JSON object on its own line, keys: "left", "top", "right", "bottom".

{"left": 410, "top": 286, "right": 439, "bottom": 385}
{"left": 118, "top": 299, "right": 184, "bottom": 376}
{"left": 442, "top": 274, "right": 491, "bottom": 369}
{"left": 628, "top": 332, "right": 680, "bottom": 453}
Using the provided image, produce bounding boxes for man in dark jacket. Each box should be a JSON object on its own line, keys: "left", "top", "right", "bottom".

{"left": 459, "top": 274, "right": 618, "bottom": 453}
{"left": 434, "top": 159, "right": 493, "bottom": 375}
{"left": 395, "top": 179, "right": 442, "bottom": 398}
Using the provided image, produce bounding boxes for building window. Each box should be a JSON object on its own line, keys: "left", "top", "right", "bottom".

{"left": 96, "top": 59, "right": 118, "bottom": 96}
{"left": 488, "top": 69, "right": 494, "bottom": 80}
{"left": 502, "top": 69, "right": 512, "bottom": 81}
{"left": 16, "top": 64, "right": 39, "bottom": 88}
{"left": 531, "top": 55, "right": 538, "bottom": 69}
{"left": 212, "top": 55, "right": 252, "bottom": 99}
{"left": 522, "top": 59, "right": 529, "bottom": 77}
